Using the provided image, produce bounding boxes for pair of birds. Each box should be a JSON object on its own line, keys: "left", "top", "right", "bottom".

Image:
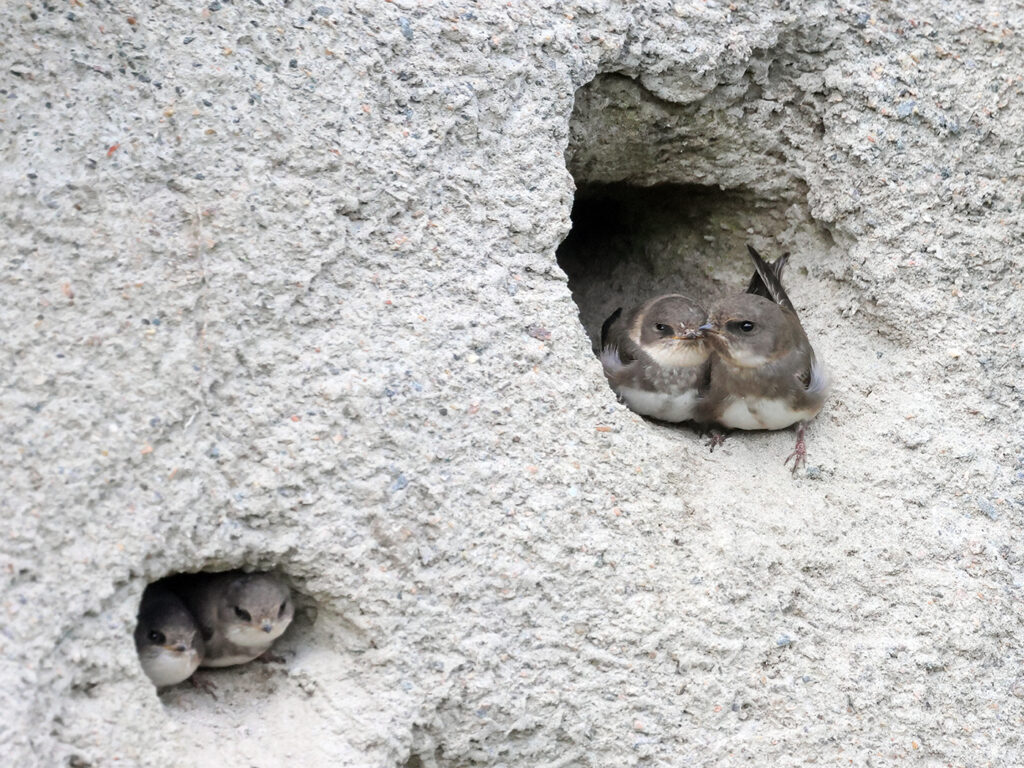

{"left": 134, "top": 571, "right": 294, "bottom": 688}
{"left": 600, "top": 246, "right": 828, "bottom": 470}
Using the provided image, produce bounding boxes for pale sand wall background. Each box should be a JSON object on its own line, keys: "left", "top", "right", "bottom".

{"left": 2, "top": 1, "right": 1023, "bottom": 765}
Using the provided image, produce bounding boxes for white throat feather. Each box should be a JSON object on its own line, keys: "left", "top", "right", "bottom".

{"left": 645, "top": 341, "right": 708, "bottom": 369}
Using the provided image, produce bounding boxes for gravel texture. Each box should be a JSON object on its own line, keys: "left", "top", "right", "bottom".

{"left": 2, "top": 1, "right": 1023, "bottom": 766}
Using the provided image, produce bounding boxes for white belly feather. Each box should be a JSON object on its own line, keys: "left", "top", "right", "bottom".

{"left": 200, "top": 651, "right": 262, "bottom": 668}
{"left": 140, "top": 648, "right": 201, "bottom": 686}
{"left": 618, "top": 387, "right": 700, "bottom": 422}
{"left": 718, "top": 397, "right": 812, "bottom": 431}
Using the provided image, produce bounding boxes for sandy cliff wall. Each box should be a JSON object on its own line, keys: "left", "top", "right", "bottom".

{"left": 2, "top": 1, "right": 1023, "bottom": 765}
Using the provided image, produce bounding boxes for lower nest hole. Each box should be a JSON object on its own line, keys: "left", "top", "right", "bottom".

{"left": 134, "top": 568, "right": 316, "bottom": 695}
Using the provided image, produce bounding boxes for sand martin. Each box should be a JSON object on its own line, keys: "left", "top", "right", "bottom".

{"left": 599, "top": 294, "right": 711, "bottom": 422}
{"left": 180, "top": 572, "right": 294, "bottom": 668}
{"left": 135, "top": 585, "right": 204, "bottom": 687}
{"left": 696, "top": 245, "right": 829, "bottom": 471}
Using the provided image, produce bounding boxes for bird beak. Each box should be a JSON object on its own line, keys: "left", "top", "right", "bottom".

{"left": 261, "top": 621, "right": 274, "bottom": 633}
{"left": 698, "top": 322, "right": 717, "bottom": 334}
{"left": 168, "top": 643, "right": 188, "bottom": 653}
{"left": 672, "top": 329, "right": 704, "bottom": 341}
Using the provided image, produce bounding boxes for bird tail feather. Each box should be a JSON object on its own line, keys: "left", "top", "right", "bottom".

{"left": 600, "top": 345, "right": 626, "bottom": 374}
{"left": 806, "top": 352, "right": 830, "bottom": 396}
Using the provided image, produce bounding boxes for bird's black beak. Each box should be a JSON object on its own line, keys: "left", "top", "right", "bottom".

{"left": 261, "top": 621, "right": 274, "bottom": 633}
{"left": 698, "top": 322, "right": 717, "bottom": 335}
{"left": 679, "top": 329, "right": 703, "bottom": 340}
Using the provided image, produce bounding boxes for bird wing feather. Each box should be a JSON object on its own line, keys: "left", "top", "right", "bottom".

{"left": 600, "top": 306, "right": 622, "bottom": 352}
{"left": 600, "top": 305, "right": 661, "bottom": 389}
{"left": 746, "top": 245, "right": 796, "bottom": 315}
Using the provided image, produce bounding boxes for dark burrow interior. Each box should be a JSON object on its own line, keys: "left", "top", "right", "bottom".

{"left": 555, "top": 181, "right": 804, "bottom": 353}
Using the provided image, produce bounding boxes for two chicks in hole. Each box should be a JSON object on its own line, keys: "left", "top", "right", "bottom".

{"left": 599, "top": 246, "right": 829, "bottom": 471}
{"left": 134, "top": 571, "right": 294, "bottom": 689}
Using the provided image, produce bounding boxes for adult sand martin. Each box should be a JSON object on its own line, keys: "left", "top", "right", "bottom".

{"left": 179, "top": 572, "right": 294, "bottom": 668}
{"left": 135, "top": 585, "right": 204, "bottom": 687}
{"left": 599, "top": 294, "right": 711, "bottom": 423}
{"left": 696, "top": 245, "right": 829, "bottom": 471}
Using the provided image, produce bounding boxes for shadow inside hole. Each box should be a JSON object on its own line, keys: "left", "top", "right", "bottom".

{"left": 556, "top": 182, "right": 798, "bottom": 351}
{"left": 136, "top": 569, "right": 317, "bottom": 696}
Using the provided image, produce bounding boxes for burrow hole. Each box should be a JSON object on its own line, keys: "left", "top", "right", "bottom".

{"left": 135, "top": 568, "right": 317, "bottom": 700}
{"left": 556, "top": 74, "right": 835, "bottom": 356}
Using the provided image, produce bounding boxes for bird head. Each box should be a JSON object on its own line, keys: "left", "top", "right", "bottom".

{"left": 134, "top": 587, "right": 204, "bottom": 686}
{"left": 635, "top": 295, "right": 710, "bottom": 368}
{"left": 219, "top": 574, "right": 294, "bottom": 647}
{"left": 699, "top": 294, "right": 800, "bottom": 368}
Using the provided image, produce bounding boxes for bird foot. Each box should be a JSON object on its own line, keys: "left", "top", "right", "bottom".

{"left": 256, "top": 650, "right": 287, "bottom": 664}
{"left": 189, "top": 674, "right": 218, "bottom": 699}
{"left": 784, "top": 423, "right": 807, "bottom": 475}
{"left": 704, "top": 429, "right": 727, "bottom": 453}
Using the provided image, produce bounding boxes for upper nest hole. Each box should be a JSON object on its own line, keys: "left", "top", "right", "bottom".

{"left": 559, "top": 74, "right": 834, "bottom": 349}
{"left": 558, "top": 182, "right": 798, "bottom": 349}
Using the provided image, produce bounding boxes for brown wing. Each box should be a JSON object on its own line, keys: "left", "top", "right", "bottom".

{"left": 600, "top": 305, "right": 645, "bottom": 365}
{"left": 772, "top": 342, "right": 828, "bottom": 412}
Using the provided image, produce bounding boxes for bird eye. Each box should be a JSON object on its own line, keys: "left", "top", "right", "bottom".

{"left": 740, "top": 321, "right": 755, "bottom": 333}
{"left": 147, "top": 630, "right": 166, "bottom": 644}
{"left": 278, "top": 600, "right": 288, "bottom": 618}
{"left": 654, "top": 323, "right": 670, "bottom": 333}
{"left": 234, "top": 606, "right": 252, "bottom": 622}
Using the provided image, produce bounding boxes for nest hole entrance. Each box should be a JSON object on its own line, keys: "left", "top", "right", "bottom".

{"left": 558, "top": 73, "right": 838, "bottom": 357}
{"left": 137, "top": 568, "right": 381, "bottom": 764}
{"left": 135, "top": 569, "right": 317, "bottom": 703}
{"left": 556, "top": 181, "right": 800, "bottom": 352}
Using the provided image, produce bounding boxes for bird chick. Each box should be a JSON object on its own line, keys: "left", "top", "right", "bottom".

{"left": 135, "top": 585, "right": 204, "bottom": 687}
{"left": 599, "top": 293, "right": 711, "bottom": 423}
{"left": 181, "top": 572, "right": 294, "bottom": 668}
{"left": 696, "top": 245, "right": 829, "bottom": 470}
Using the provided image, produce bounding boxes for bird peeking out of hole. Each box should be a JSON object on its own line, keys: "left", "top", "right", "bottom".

{"left": 599, "top": 294, "right": 711, "bottom": 424}
{"left": 134, "top": 586, "right": 205, "bottom": 687}
{"left": 182, "top": 572, "right": 294, "bottom": 668}
{"left": 600, "top": 245, "right": 829, "bottom": 472}
{"left": 134, "top": 571, "right": 295, "bottom": 689}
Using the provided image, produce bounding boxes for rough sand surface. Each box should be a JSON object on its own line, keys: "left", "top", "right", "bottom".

{"left": 2, "top": 1, "right": 1023, "bottom": 766}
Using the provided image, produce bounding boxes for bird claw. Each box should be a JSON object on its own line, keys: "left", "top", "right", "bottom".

{"left": 784, "top": 423, "right": 807, "bottom": 475}
{"left": 784, "top": 444, "right": 806, "bottom": 474}
{"left": 189, "top": 674, "right": 218, "bottom": 699}
{"left": 704, "top": 430, "right": 727, "bottom": 453}
{"left": 256, "top": 650, "right": 286, "bottom": 665}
